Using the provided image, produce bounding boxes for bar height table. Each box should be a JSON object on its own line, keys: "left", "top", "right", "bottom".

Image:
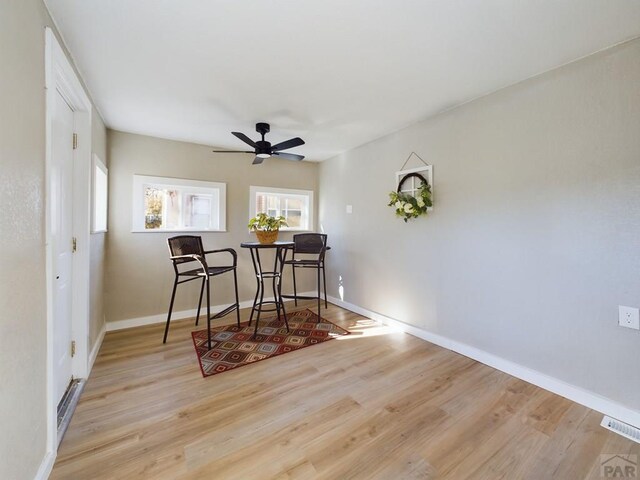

{"left": 240, "top": 241, "right": 293, "bottom": 337}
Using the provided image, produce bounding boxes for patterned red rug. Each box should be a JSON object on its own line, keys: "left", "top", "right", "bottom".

{"left": 191, "top": 309, "right": 350, "bottom": 377}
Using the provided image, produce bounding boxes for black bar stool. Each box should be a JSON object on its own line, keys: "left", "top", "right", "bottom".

{"left": 164, "top": 236, "right": 240, "bottom": 350}
{"left": 281, "top": 233, "right": 328, "bottom": 319}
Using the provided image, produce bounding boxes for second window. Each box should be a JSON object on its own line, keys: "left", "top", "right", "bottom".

{"left": 250, "top": 186, "right": 313, "bottom": 231}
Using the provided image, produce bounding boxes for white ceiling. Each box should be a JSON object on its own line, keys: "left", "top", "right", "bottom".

{"left": 45, "top": 0, "right": 640, "bottom": 161}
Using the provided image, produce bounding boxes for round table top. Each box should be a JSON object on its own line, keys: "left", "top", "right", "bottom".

{"left": 240, "top": 241, "right": 295, "bottom": 249}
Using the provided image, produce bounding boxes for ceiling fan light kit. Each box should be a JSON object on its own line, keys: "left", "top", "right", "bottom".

{"left": 212, "top": 122, "right": 305, "bottom": 165}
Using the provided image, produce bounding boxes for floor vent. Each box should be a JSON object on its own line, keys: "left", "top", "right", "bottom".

{"left": 57, "top": 379, "right": 85, "bottom": 447}
{"left": 601, "top": 415, "right": 640, "bottom": 444}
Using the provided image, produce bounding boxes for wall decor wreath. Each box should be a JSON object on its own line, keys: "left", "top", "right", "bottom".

{"left": 388, "top": 172, "right": 433, "bottom": 222}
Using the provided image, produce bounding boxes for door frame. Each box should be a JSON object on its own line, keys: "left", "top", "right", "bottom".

{"left": 44, "top": 27, "right": 92, "bottom": 456}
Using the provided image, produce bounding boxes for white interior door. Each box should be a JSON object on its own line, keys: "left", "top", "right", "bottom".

{"left": 51, "top": 89, "right": 75, "bottom": 406}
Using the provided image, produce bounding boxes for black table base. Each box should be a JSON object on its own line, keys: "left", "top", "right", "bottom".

{"left": 241, "top": 241, "right": 293, "bottom": 338}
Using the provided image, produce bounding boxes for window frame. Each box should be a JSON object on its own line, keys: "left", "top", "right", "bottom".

{"left": 395, "top": 165, "right": 433, "bottom": 211}
{"left": 91, "top": 154, "right": 108, "bottom": 233}
{"left": 131, "top": 174, "right": 227, "bottom": 233}
{"left": 249, "top": 185, "right": 314, "bottom": 232}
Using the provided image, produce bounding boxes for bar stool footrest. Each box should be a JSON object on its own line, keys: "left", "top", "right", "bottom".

{"left": 210, "top": 303, "right": 239, "bottom": 320}
{"left": 281, "top": 294, "right": 321, "bottom": 301}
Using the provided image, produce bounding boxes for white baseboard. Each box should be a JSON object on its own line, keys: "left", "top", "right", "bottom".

{"left": 88, "top": 323, "right": 106, "bottom": 373}
{"left": 327, "top": 295, "right": 640, "bottom": 429}
{"left": 106, "top": 292, "right": 316, "bottom": 332}
{"left": 106, "top": 307, "right": 202, "bottom": 332}
{"left": 34, "top": 450, "right": 55, "bottom": 480}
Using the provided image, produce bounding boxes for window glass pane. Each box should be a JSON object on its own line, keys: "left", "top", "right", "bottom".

{"left": 285, "top": 197, "right": 303, "bottom": 210}
{"left": 185, "top": 194, "right": 212, "bottom": 228}
{"left": 252, "top": 189, "right": 311, "bottom": 230}
{"left": 94, "top": 166, "right": 107, "bottom": 231}
{"left": 144, "top": 186, "right": 164, "bottom": 229}
{"left": 163, "top": 189, "right": 180, "bottom": 229}
{"left": 256, "top": 194, "right": 281, "bottom": 218}
{"left": 256, "top": 194, "right": 267, "bottom": 214}
{"left": 286, "top": 210, "right": 302, "bottom": 228}
{"left": 267, "top": 195, "right": 279, "bottom": 210}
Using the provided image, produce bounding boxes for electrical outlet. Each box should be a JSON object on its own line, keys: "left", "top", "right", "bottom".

{"left": 618, "top": 306, "right": 640, "bottom": 330}
{"left": 346, "top": 205, "right": 353, "bottom": 214}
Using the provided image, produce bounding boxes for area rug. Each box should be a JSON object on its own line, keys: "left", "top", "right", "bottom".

{"left": 191, "top": 309, "right": 350, "bottom": 377}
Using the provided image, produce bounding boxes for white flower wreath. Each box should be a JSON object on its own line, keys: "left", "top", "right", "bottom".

{"left": 387, "top": 175, "right": 432, "bottom": 222}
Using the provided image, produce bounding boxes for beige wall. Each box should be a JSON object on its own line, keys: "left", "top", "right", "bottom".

{"left": 105, "top": 131, "right": 319, "bottom": 325}
{"left": 0, "top": 2, "right": 48, "bottom": 478}
{"left": 0, "top": 1, "right": 107, "bottom": 478}
{"left": 319, "top": 38, "right": 640, "bottom": 412}
{"left": 90, "top": 111, "right": 108, "bottom": 347}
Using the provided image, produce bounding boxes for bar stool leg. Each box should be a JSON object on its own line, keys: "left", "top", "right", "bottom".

{"left": 195, "top": 277, "right": 205, "bottom": 326}
{"left": 206, "top": 276, "right": 212, "bottom": 350}
{"left": 322, "top": 264, "right": 328, "bottom": 308}
{"left": 163, "top": 277, "right": 179, "bottom": 344}
{"left": 232, "top": 269, "right": 241, "bottom": 327}
{"left": 292, "top": 265, "right": 298, "bottom": 306}
{"left": 316, "top": 265, "right": 321, "bottom": 322}
{"left": 280, "top": 247, "right": 290, "bottom": 331}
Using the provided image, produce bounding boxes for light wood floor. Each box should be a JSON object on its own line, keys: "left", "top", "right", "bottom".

{"left": 51, "top": 302, "right": 639, "bottom": 479}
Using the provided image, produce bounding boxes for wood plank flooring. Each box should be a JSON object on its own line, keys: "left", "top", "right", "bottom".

{"left": 51, "top": 302, "right": 639, "bottom": 479}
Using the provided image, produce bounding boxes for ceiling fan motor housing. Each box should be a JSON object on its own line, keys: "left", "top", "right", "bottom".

{"left": 255, "top": 140, "right": 271, "bottom": 157}
{"left": 256, "top": 122, "right": 270, "bottom": 135}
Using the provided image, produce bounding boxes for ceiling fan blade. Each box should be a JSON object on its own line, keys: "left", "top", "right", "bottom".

{"left": 271, "top": 137, "right": 305, "bottom": 152}
{"left": 232, "top": 131, "right": 257, "bottom": 148}
{"left": 273, "top": 152, "right": 304, "bottom": 161}
{"left": 212, "top": 150, "right": 253, "bottom": 153}
{"left": 252, "top": 156, "right": 265, "bottom": 165}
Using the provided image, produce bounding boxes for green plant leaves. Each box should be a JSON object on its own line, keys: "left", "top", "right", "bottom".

{"left": 387, "top": 181, "right": 432, "bottom": 222}
{"left": 248, "top": 212, "right": 288, "bottom": 231}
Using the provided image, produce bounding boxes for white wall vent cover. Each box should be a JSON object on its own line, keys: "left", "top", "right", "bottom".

{"left": 601, "top": 415, "right": 640, "bottom": 444}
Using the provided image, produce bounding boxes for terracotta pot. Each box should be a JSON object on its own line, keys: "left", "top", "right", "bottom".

{"left": 255, "top": 229, "right": 279, "bottom": 244}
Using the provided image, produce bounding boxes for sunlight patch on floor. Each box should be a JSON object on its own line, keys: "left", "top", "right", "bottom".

{"left": 335, "top": 318, "right": 401, "bottom": 340}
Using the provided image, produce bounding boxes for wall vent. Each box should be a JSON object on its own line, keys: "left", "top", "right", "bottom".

{"left": 601, "top": 415, "right": 640, "bottom": 444}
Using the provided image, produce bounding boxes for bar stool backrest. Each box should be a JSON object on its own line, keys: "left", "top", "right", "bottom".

{"left": 167, "top": 235, "right": 205, "bottom": 265}
{"left": 293, "top": 233, "right": 328, "bottom": 257}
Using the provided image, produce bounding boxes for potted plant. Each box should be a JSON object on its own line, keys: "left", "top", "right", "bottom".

{"left": 248, "top": 213, "right": 288, "bottom": 244}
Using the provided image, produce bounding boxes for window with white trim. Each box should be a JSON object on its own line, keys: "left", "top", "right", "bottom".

{"left": 132, "top": 175, "right": 226, "bottom": 232}
{"left": 92, "top": 154, "right": 108, "bottom": 233}
{"left": 250, "top": 186, "right": 313, "bottom": 231}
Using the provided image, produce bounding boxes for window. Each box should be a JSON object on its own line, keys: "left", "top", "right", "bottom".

{"left": 395, "top": 165, "right": 433, "bottom": 209}
{"left": 395, "top": 166, "right": 432, "bottom": 196}
{"left": 132, "top": 175, "right": 226, "bottom": 232}
{"left": 92, "top": 154, "right": 108, "bottom": 233}
{"left": 250, "top": 186, "right": 313, "bottom": 231}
